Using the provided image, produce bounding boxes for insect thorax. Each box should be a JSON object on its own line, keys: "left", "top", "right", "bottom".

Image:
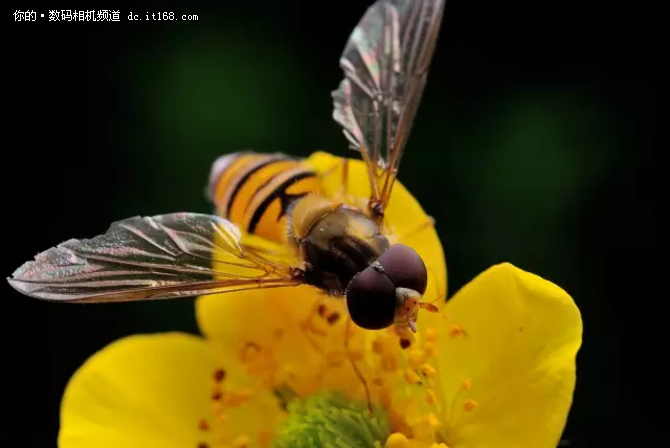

{"left": 294, "top": 204, "right": 390, "bottom": 296}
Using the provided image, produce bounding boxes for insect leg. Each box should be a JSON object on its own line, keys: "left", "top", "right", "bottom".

{"left": 345, "top": 316, "right": 372, "bottom": 413}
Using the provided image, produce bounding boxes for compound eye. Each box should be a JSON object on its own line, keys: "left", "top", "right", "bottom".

{"left": 346, "top": 266, "right": 396, "bottom": 330}
{"left": 377, "top": 244, "right": 428, "bottom": 294}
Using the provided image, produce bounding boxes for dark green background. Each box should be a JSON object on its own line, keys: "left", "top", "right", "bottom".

{"left": 5, "top": 1, "right": 653, "bottom": 446}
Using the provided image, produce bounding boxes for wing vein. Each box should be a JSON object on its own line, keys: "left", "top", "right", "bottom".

{"left": 8, "top": 213, "right": 302, "bottom": 302}
{"left": 331, "top": 0, "right": 445, "bottom": 214}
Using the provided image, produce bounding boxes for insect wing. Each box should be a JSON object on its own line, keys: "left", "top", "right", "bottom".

{"left": 7, "top": 213, "right": 301, "bottom": 302}
{"left": 332, "top": 0, "right": 445, "bottom": 213}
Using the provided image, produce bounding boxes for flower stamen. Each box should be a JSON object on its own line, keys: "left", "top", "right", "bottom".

{"left": 449, "top": 325, "right": 466, "bottom": 338}
{"left": 205, "top": 310, "right": 450, "bottom": 446}
{"left": 300, "top": 299, "right": 331, "bottom": 352}
{"left": 425, "top": 388, "right": 437, "bottom": 405}
{"left": 381, "top": 353, "right": 400, "bottom": 372}
{"left": 420, "top": 363, "right": 437, "bottom": 377}
{"left": 463, "top": 399, "right": 478, "bottom": 412}
{"left": 404, "top": 367, "right": 421, "bottom": 385}
{"left": 424, "top": 341, "right": 438, "bottom": 358}
{"left": 223, "top": 388, "right": 253, "bottom": 407}
{"left": 232, "top": 435, "right": 250, "bottom": 447}
{"left": 461, "top": 377, "right": 473, "bottom": 392}
{"left": 408, "top": 348, "right": 427, "bottom": 368}
{"left": 326, "top": 311, "right": 341, "bottom": 325}
{"left": 198, "top": 418, "right": 210, "bottom": 431}
{"left": 325, "top": 350, "right": 347, "bottom": 367}
{"left": 213, "top": 368, "right": 226, "bottom": 382}
{"left": 385, "top": 432, "right": 411, "bottom": 447}
{"left": 428, "top": 413, "right": 442, "bottom": 429}
{"left": 204, "top": 366, "right": 260, "bottom": 447}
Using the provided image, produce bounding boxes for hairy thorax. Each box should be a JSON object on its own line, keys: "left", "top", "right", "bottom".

{"left": 288, "top": 195, "right": 390, "bottom": 296}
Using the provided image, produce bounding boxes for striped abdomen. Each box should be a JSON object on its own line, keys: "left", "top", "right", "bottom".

{"left": 206, "top": 152, "right": 321, "bottom": 243}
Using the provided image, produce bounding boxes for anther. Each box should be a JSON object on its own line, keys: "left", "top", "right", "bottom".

{"left": 419, "top": 363, "right": 437, "bottom": 377}
{"left": 425, "top": 388, "right": 437, "bottom": 404}
{"left": 246, "top": 341, "right": 262, "bottom": 350}
{"left": 327, "top": 312, "right": 341, "bottom": 325}
{"left": 400, "top": 338, "right": 412, "bottom": 349}
{"left": 381, "top": 353, "right": 399, "bottom": 371}
{"left": 408, "top": 349, "right": 427, "bottom": 368}
{"left": 404, "top": 367, "right": 421, "bottom": 385}
{"left": 233, "top": 435, "right": 250, "bottom": 448}
{"left": 213, "top": 368, "right": 226, "bottom": 383}
{"left": 223, "top": 388, "right": 253, "bottom": 407}
{"left": 217, "top": 413, "right": 228, "bottom": 425}
{"left": 326, "top": 351, "right": 347, "bottom": 367}
{"left": 211, "top": 388, "right": 222, "bottom": 401}
{"left": 348, "top": 348, "right": 364, "bottom": 361}
{"left": 428, "top": 413, "right": 442, "bottom": 429}
{"left": 304, "top": 320, "right": 328, "bottom": 336}
{"left": 462, "top": 377, "right": 473, "bottom": 392}
{"left": 424, "top": 342, "right": 438, "bottom": 358}
{"left": 197, "top": 443, "right": 210, "bottom": 448}
{"left": 449, "top": 325, "right": 466, "bottom": 338}
{"left": 317, "top": 304, "right": 327, "bottom": 317}
{"left": 425, "top": 328, "right": 439, "bottom": 342}
{"left": 372, "top": 337, "right": 386, "bottom": 354}
{"left": 463, "top": 399, "right": 478, "bottom": 411}
{"left": 198, "top": 419, "right": 210, "bottom": 431}
{"left": 410, "top": 415, "right": 434, "bottom": 440}
{"left": 239, "top": 342, "right": 262, "bottom": 363}
{"left": 385, "top": 432, "right": 410, "bottom": 448}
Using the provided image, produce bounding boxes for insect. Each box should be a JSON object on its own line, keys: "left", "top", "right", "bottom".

{"left": 9, "top": 0, "right": 444, "bottom": 345}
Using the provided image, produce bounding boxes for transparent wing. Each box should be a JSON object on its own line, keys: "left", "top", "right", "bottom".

{"left": 7, "top": 213, "right": 302, "bottom": 302}
{"left": 332, "top": 0, "right": 445, "bottom": 215}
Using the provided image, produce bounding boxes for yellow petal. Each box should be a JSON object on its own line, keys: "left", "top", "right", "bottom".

{"left": 434, "top": 263, "right": 582, "bottom": 448}
{"left": 196, "top": 151, "right": 447, "bottom": 351}
{"left": 196, "top": 283, "right": 336, "bottom": 381}
{"left": 59, "top": 332, "right": 281, "bottom": 448}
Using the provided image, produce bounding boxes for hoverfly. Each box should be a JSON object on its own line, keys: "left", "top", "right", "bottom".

{"left": 8, "top": 0, "right": 445, "bottom": 343}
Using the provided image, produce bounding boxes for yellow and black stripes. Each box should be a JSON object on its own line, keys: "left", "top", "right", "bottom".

{"left": 207, "top": 152, "right": 321, "bottom": 243}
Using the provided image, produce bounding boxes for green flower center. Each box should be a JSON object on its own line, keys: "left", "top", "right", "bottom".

{"left": 273, "top": 392, "right": 391, "bottom": 448}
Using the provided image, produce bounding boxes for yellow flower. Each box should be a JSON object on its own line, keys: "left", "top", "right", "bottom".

{"left": 58, "top": 152, "right": 582, "bottom": 448}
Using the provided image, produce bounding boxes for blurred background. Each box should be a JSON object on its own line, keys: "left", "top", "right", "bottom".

{"left": 5, "top": 0, "right": 654, "bottom": 446}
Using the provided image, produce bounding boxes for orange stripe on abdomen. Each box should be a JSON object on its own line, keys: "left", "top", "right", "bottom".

{"left": 207, "top": 151, "right": 321, "bottom": 243}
